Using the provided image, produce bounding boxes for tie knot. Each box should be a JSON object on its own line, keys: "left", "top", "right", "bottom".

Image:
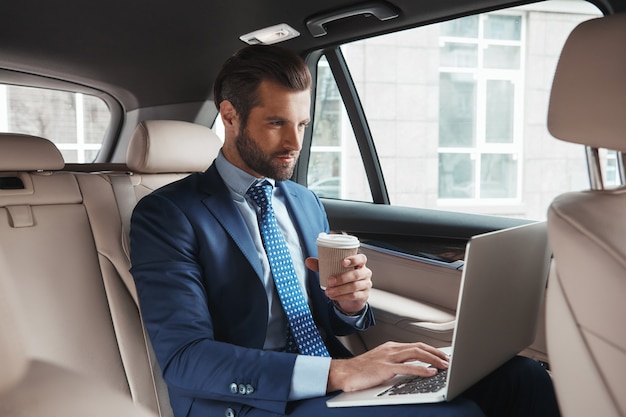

{"left": 247, "top": 180, "right": 273, "bottom": 210}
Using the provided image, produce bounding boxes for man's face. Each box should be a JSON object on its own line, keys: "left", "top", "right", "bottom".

{"left": 230, "top": 80, "right": 311, "bottom": 181}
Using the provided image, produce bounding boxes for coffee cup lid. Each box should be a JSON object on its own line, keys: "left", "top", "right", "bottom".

{"left": 316, "top": 232, "right": 360, "bottom": 249}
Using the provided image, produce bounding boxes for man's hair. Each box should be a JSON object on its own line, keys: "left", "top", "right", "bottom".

{"left": 213, "top": 45, "right": 312, "bottom": 126}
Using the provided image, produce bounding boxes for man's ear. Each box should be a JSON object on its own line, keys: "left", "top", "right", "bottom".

{"left": 219, "top": 100, "right": 238, "bottom": 128}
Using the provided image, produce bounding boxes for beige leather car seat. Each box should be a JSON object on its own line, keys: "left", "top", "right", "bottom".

{"left": 0, "top": 255, "right": 155, "bottom": 417}
{"left": 72, "top": 120, "right": 221, "bottom": 413}
{"left": 0, "top": 134, "right": 159, "bottom": 416}
{"left": 546, "top": 13, "right": 626, "bottom": 417}
{"left": 0, "top": 122, "right": 223, "bottom": 416}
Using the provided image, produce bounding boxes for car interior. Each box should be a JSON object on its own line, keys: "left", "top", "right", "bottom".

{"left": 0, "top": 0, "right": 624, "bottom": 416}
{"left": 544, "top": 12, "right": 626, "bottom": 417}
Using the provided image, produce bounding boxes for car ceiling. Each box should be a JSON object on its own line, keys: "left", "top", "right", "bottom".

{"left": 1, "top": 0, "right": 623, "bottom": 112}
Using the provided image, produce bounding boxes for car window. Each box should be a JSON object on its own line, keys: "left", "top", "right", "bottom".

{"left": 309, "top": 57, "right": 373, "bottom": 202}
{"left": 0, "top": 84, "right": 110, "bottom": 163}
{"left": 309, "top": 0, "right": 603, "bottom": 220}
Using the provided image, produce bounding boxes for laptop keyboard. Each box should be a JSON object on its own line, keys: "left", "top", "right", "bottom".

{"left": 378, "top": 369, "right": 448, "bottom": 396}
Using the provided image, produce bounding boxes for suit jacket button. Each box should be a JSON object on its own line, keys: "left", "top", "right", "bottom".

{"left": 245, "top": 384, "right": 255, "bottom": 395}
{"left": 229, "top": 383, "right": 238, "bottom": 394}
{"left": 225, "top": 407, "right": 235, "bottom": 417}
{"left": 238, "top": 384, "right": 246, "bottom": 395}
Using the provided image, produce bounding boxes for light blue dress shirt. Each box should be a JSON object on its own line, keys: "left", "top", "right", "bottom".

{"left": 214, "top": 151, "right": 366, "bottom": 399}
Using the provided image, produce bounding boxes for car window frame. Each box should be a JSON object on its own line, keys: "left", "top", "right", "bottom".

{"left": 0, "top": 69, "right": 123, "bottom": 163}
{"left": 298, "top": 0, "right": 609, "bottom": 215}
{"left": 300, "top": 48, "right": 389, "bottom": 204}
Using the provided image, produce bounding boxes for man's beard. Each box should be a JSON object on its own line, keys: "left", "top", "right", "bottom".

{"left": 235, "top": 127, "right": 299, "bottom": 181}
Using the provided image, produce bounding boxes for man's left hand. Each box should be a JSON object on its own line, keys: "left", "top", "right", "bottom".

{"left": 305, "top": 254, "right": 372, "bottom": 314}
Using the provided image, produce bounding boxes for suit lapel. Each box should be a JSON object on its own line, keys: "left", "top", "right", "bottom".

{"left": 197, "top": 167, "right": 319, "bottom": 281}
{"left": 199, "top": 165, "right": 264, "bottom": 278}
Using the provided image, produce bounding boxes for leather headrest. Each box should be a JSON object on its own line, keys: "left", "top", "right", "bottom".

{"left": 548, "top": 13, "right": 626, "bottom": 152}
{"left": 127, "top": 120, "right": 222, "bottom": 173}
{"left": 0, "top": 133, "right": 65, "bottom": 171}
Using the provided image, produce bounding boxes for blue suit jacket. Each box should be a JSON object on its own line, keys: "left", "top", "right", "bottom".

{"left": 130, "top": 163, "right": 373, "bottom": 417}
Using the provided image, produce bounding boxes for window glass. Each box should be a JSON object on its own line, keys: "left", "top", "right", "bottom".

{"left": 484, "top": 14, "right": 522, "bottom": 40}
{"left": 440, "top": 43, "right": 478, "bottom": 67}
{"left": 309, "top": 57, "right": 372, "bottom": 202}
{"left": 325, "top": 0, "right": 601, "bottom": 219}
{"left": 0, "top": 84, "right": 110, "bottom": 163}
{"left": 480, "top": 153, "right": 517, "bottom": 198}
{"left": 485, "top": 79, "right": 514, "bottom": 143}
{"left": 439, "top": 73, "right": 476, "bottom": 147}
{"left": 484, "top": 45, "right": 520, "bottom": 69}
{"left": 604, "top": 150, "right": 623, "bottom": 188}
{"left": 439, "top": 153, "right": 475, "bottom": 198}
{"left": 441, "top": 15, "right": 479, "bottom": 37}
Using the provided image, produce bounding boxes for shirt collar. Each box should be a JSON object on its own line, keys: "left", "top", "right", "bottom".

{"left": 215, "top": 150, "right": 276, "bottom": 197}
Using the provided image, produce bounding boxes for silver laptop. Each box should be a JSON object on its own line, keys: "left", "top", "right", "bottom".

{"left": 327, "top": 221, "right": 551, "bottom": 407}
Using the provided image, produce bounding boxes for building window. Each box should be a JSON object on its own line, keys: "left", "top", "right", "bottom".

{"left": 314, "top": 1, "right": 602, "bottom": 219}
{"left": 438, "top": 13, "right": 523, "bottom": 201}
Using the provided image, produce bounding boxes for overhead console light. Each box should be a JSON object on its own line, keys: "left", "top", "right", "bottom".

{"left": 239, "top": 24, "right": 300, "bottom": 45}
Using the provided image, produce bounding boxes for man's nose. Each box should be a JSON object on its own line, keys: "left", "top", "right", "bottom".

{"left": 283, "top": 126, "right": 303, "bottom": 151}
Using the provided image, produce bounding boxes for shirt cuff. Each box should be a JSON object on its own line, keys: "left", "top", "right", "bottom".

{"left": 289, "top": 355, "right": 332, "bottom": 400}
{"left": 334, "top": 303, "right": 370, "bottom": 330}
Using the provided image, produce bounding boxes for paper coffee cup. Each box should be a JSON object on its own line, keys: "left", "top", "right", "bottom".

{"left": 316, "top": 233, "right": 360, "bottom": 288}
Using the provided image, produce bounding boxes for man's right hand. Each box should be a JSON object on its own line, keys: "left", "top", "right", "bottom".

{"left": 327, "top": 341, "right": 450, "bottom": 393}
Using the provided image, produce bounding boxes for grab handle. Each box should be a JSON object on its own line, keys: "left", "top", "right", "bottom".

{"left": 306, "top": 1, "right": 400, "bottom": 37}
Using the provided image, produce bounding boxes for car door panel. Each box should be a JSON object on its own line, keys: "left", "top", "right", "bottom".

{"left": 361, "top": 244, "right": 459, "bottom": 350}
{"left": 322, "top": 199, "right": 549, "bottom": 362}
{"left": 303, "top": 5, "right": 594, "bottom": 366}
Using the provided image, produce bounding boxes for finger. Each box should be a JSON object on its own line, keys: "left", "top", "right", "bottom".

{"left": 418, "top": 351, "right": 450, "bottom": 369}
{"left": 328, "top": 265, "right": 372, "bottom": 287}
{"left": 390, "top": 344, "right": 450, "bottom": 369}
{"left": 326, "top": 275, "right": 372, "bottom": 299}
{"left": 304, "top": 257, "right": 319, "bottom": 272}
{"left": 342, "top": 253, "right": 367, "bottom": 268}
{"left": 418, "top": 343, "right": 451, "bottom": 363}
{"left": 327, "top": 288, "right": 370, "bottom": 306}
{"left": 394, "top": 363, "right": 439, "bottom": 377}
{"left": 411, "top": 344, "right": 450, "bottom": 366}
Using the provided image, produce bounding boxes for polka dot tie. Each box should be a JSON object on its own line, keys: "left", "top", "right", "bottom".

{"left": 247, "top": 181, "right": 330, "bottom": 357}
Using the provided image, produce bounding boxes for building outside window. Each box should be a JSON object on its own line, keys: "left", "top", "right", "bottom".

{"left": 438, "top": 13, "right": 523, "bottom": 201}
{"left": 310, "top": 0, "right": 603, "bottom": 220}
{"left": 0, "top": 84, "right": 109, "bottom": 163}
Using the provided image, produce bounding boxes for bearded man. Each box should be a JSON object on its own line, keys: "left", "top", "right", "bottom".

{"left": 130, "top": 44, "right": 560, "bottom": 417}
